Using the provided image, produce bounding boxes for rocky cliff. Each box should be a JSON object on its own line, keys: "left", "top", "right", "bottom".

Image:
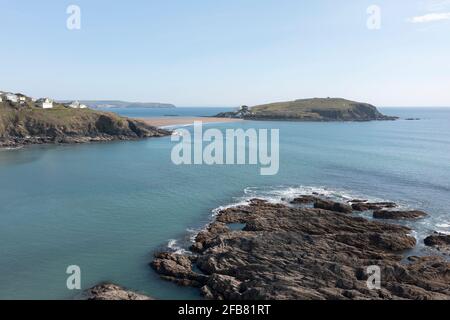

{"left": 0, "top": 100, "right": 170, "bottom": 148}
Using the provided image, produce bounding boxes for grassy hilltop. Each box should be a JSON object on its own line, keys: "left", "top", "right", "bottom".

{"left": 0, "top": 99, "right": 169, "bottom": 148}
{"left": 217, "top": 98, "right": 397, "bottom": 121}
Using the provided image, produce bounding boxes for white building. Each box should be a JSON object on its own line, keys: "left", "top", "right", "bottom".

{"left": 68, "top": 100, "right": 88, "bottom": 109}
{"left": 37, "top": 98, "right": 54, "bottom": 109}
{"left": 0, "top": 95, "right": 3, "bottom": 102}
{"left": 5, "top": 94, "right": 18, "bottom": 103}
{"left": 17, "top": 95, "right": 27, "bottom": 104}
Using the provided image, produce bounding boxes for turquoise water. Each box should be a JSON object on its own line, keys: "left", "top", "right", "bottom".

{"left": 1, "top": 107, "right": 450, "bottom": 300}
{"left": 96, "top": 107, "right": 234, "bottom": 118}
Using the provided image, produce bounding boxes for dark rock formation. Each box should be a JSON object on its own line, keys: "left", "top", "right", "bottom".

{"left": 152, "top": 253, "right": 209, "bottom": 287}
{"left": 425, "top": 233, "right": 450, "bottom": 247}
{"left": 314, "top": 198, "right": 353, "bottom": 213}
{"left": 351, "top": 201, "right": 397, "bottom": 212}
{"left": 152, "top": 199, "right": 450, "bottom": 300}
{"left": 290, "top": 195, "right": 321, "bottom": 204}
{"left": 291, "top": 196, "right": 352, "bottom": 213}
{"left": 373, "top": 210, "right": 428, "bottom": 220}
{"left": 425, "top": 233, "right": 450, "bottom": 255}
{"left": 84, "top": 283, "right": 152, "bottom": 300}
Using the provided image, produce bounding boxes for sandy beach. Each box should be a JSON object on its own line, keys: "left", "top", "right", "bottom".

{"left": 136, "top": 117, "right": 242, "bottom": 128}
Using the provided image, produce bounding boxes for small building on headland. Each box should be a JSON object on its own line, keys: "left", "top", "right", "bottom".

{"left": 16, "top": 94, "right": 28, "bottom": 104}
{"left": 68, "top": 100, "right": 87, "bottom": 109}
{"left": 235, "top": 105, "right": 252, "bottom": 118}
{"left": 5, "top": 93, "right": 18, "bottom": 103}
{"left": 37, "top": 98, "right": 54, "bottom": 109}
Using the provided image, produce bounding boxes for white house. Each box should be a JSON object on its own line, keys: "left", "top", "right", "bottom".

{"left": 37, "top": 98, "right": 54, "bottom": 109}
{"left": 5, "top": 93, "right": 18, "bottom": 103}
{"left": 17, "top": 94, "right": 27, "bottom": 104}
{"left": 0, "top": 95, "right": 3, "bottom": 102}
{"left": 68, "top": 100, "right": 87, "bottom": 109}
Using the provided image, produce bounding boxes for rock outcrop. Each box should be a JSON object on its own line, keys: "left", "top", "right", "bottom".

{"left": 85, "top": 283, "right": 152, "bottom": 300}
{"left": 350, "top": 201, "right": 397, "bottom": 212}
{"left": 373, "top": 210, "right": 428, "bottom": 220}
{"left": 152, "top": 198, "right": 450, "bottom": 300}
{"left": 313, "top": 198, "right": 353, "bottom": 213}
{"left": 0, "top": 98, "right": 170, "bottom": 148}
{"left": 425, "top": 233, "right": 450, "bottom": 247}
{"left": 425, "top": 233, "right": 450, "bottom": 255}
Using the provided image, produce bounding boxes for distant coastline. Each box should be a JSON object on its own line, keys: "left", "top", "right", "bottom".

{"left": 65, "top": 100, "right": 177, "bottom": 109}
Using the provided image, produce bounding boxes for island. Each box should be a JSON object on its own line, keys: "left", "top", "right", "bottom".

{"left": 0, "top": 92, "right": 170, "bottom": 148}
{"left": 216, "top": 98, "right": 398, "bottom": 121}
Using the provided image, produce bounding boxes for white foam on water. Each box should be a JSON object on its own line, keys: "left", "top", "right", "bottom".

{"left": 434, "top": 221, "right": 450, "bottom": 235}
{"left": 240, "top": 185, "right": 399, "bottom": 207}
{"left": 167, "top": 239, "right": 188, "bottom": 255}
{"left": 435, "top": 221, "right": 450, "bottom": 235}
{"left": 186, "top": 228, "right": 201, "bottom": 243}
{"left": 409, "top": 230, "right": 419, "bottom": 242}
{"left": 210, "top": 185, "right": 408, "bottom": 216}
{"left": 211, "top": 198, "right": 253, "bottom": 217}
{"left": 0, "top": 146, "right": 24, "bottom": 151}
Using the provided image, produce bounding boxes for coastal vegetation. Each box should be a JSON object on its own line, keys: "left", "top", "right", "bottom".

{"left": 216, "top": 98, "right": 398, "bottom": 121}
{"left": 0, "top": 94, "right": 170, "bottom": 148}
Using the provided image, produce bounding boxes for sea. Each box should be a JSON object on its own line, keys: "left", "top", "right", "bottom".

{"left": 0, "top": 107, "right": 449, "bottom": 299}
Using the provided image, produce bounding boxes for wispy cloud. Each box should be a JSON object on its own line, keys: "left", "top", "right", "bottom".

{"left": 408, "top": 12, "right": 450, "bottom": 23}
{"left": 425, "top": 0, "right": 450, "bottom": 11}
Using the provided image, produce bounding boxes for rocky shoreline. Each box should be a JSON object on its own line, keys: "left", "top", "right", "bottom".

{"left": 84, "top": 283, "right": 153, "bottom": 300}
{"left": 0, "top": 98, "right": 171, "bottom": 149}
{"left": 0, "top": 117, "right": 171, "bottom": 149}
{"left": 151, "top": 195, "right": 450, "bottom": 300}
{"left": 0, "top": 129, "right": 170, "bottom": 149}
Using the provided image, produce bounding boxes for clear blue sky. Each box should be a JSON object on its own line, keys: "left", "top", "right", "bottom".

{"left": 1, "top": 0, "right": 449, "bottom": 106}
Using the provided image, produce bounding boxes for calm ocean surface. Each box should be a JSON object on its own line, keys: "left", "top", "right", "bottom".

{"left": 1, "top": 107, "right": 449, "bottom": 300}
